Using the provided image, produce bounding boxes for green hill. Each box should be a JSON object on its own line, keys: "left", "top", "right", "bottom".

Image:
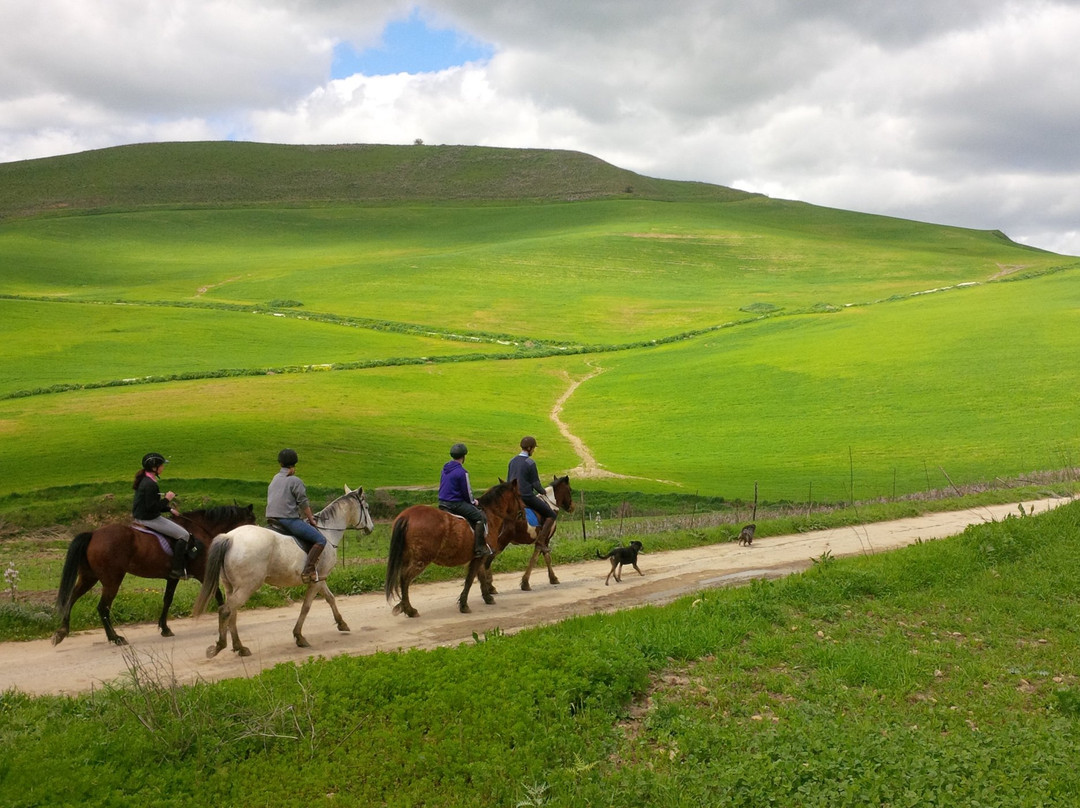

{"left": 0, "top": 141, "right": 753, "bottom": 218}
{"left": 0, "top": 142, "right": 1076, "bottom": 510}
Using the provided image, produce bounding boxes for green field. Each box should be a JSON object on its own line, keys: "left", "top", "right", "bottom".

{"left": 0, "top": 142, "right": 1077, "bottom": 512}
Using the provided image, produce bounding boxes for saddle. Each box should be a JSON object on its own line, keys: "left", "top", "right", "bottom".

{"left": 265, "top": 518, "right": 319, "bottom": 552}
{"left": 131, "top": 524, "right": 200, "bottom": 558}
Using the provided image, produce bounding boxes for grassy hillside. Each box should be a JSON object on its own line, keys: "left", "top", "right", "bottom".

{"left": 0, "top": 142, "right": 1077, "bottom": 512}
{"left": 0, "top": 141, "right": 751, "bottom": 217}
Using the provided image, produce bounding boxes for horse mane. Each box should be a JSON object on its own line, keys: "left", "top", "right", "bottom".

{"left": 181, "top": 504, "right": 252, "bottom": 522}
{"left": 477, "top": 480, "right": 516, "bottom": 508}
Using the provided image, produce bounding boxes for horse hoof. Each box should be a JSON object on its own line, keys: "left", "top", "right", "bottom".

{"left": 406, "top": 608, "right": 419, "bottom": 618}
{"left": 489, "top": 586, "right": 499, "bottom": 594}
{"left": 206, "top": 644, "right": 222, "bottom": 659}
{"left": 549, "top": 576, "right": 560, "bottom": 585}
{"left": 482, "top": 595, "right": 496, "bottom": 605}
{"left": 236, "top": 646, "right": 252, "bottom": 657}
{"left": 337, "top": 623, "right": 351, "bottom": 633}
{"left": 160, "top": 627, "right": 174, "bottom": 638}
{"left": 520, "top": 581, "right": 532, "bottom": 591}
{"left": 295, "top": 636, "right": 311, "bottom": 649}
{"left": 459, "top": 604, "right": 471, "bottom": 614}
{"left": 112, "top": 636, "right": 128, "bottom": 646}
{"left": 51, "top": 631, "right": 67, "bottom": 646}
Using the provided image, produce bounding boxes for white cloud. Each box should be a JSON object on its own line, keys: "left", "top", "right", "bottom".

{"left": 3, "top": 0, "right": 1080, "bottom": 255}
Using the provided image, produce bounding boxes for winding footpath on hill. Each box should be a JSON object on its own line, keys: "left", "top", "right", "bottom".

{"left": 551, "top": 363, "right": 679, "bottom": 486}
{"left": 0, "top": 497, "right": 1071, "bottom": 697}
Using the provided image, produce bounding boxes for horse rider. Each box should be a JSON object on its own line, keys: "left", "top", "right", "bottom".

{"left": 508, "top": 436, "right": 557, "bottom": 546}
{"left": 438, "top": 443, "right": 494, "bottom": 557}
{"left": 132, "top": 452, "right": 195, "bottom": 579}
{"left": 267, "top": 448, "right": 327, "bottom": 583}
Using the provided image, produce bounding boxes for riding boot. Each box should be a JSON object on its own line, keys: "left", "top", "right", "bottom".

{"left": 473, "top": 522, "right": 493, "bottom": 557}
{"left": 301, "top": 543, "right": 325, "bottom": 584}
{"left": 537, "top": 517, "right": 556, "bottom": 548}
{"left": 169, "top": 536, "right": 190, "bottom": 579}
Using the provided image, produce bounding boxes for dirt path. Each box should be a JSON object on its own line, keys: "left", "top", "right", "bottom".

{"left": 0, "top": 497, "right": 1069, "bottom": 697}
{"left": 550, "top": 364, "right": 677, "bottom": 485}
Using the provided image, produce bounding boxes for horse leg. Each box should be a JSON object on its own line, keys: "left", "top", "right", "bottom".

{"left": 321, "top": 582, "right": 350, "bottom": 633}
{"left": 521, "top": 546, "right": 540, "bottom": 591}
{"left": 483, "top": 556, "right": 498, "bottom": 594}
{"left": 393, "top": 560, "right": 425, "bottom": 618}
{"left": 159, "top": 578, "right": 179, "bottom": 637}
{"left": 51, "top": 570, "right": 98, "bottom": 646}
{"left": 96, "top": 582, "right": 127, "bottom": 646}
{"left": 543, "top": 547, "right": 560, "bottom": 585}
{"left": 459, "top": 557, "right": 490, "bottom": 613}
{"left": 293, "top": 585, "right": 320, "bottom": 648}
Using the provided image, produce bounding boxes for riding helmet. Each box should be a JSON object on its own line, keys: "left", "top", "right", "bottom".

{"left": 278, "top": 448, "right": 299, "bottom": 467}
{"left": 141, "top": 452, "right": 167, "bottom": 472}
{"left": 520, "top": 436, "right": 537, "bottom": 451}
{"left": 450, "top": 443, "right": 468, "bottom": 459}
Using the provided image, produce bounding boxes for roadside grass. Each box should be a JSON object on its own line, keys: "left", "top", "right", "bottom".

{"left": 2, "top": 498, "right": 1078, "bottom": 806}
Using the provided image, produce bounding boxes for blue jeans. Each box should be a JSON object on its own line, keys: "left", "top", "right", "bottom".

{"left": 276, "top": 517, "right": 326, "bottom": 546}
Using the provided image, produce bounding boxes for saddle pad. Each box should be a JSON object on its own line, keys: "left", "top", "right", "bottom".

{"left": 525, "top": 508, "right": 540, "bottom": 527}
{"left": 131, "top": 523, "right": 174, "bottom": 556}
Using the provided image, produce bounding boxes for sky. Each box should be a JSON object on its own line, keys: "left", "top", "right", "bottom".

{"left": 2, "top": 1, "right": 1079, "bottom": 255}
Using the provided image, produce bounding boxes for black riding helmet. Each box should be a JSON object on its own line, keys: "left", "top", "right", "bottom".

{"left": 278, "top": 448, "right": 299, "bottom": 467}
{"left": 142, "top": 452, "right": 167, "bottom": 472}
{"left": 450, "top": 443, "right": 468, "bottom": 459}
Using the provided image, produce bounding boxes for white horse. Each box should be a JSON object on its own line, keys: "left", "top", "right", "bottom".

{"left": 193, "top": 485, "right": 374, "bottom": 657}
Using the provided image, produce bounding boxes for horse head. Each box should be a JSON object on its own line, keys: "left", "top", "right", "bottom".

{"left": 317, "top": 485, "right": 374, "bottom": 534}
{"left": 551, "top": 475, "right": 574, "bottom": 513}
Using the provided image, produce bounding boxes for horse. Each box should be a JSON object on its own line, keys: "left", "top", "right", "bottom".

{"left": 193, "top": 486, "right": 373, "bottom": 657}
{"left": 51, "top": 504, "right": 257, "bottom": 647}
{"left": 384, "top": 480, "right": 526, "bottom": 617}
{"left": 485, "top": 475, "right": 574, "bottom": 591}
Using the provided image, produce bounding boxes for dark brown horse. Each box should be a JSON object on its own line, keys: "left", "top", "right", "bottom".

{"left": 385, "top": 480, "right": 525, "bottom": 617}
{"left": 52, "top": 504, "right": 256, "bottom": 646}
{"left": 485, "top": 474, "right": 575, "bottom": 591}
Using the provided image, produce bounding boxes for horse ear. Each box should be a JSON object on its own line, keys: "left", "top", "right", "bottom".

{"left": 345, "top": 484, "right": 353, "bottom": 494}
{"left": 499, "top": 477, "right": 505, "bottom": 484}
{"left": 560, "top": 475, "right": 569, "bottom": 484}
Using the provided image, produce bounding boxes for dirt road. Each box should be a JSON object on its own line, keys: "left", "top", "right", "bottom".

{"left": 0, "top": 497, "right": 1069, "bottom": 697}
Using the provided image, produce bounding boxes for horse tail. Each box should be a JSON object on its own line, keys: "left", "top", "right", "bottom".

{"left": 192, "top": 534, "right": 231, "bottom": 616}
{"left": 56, "top": 532, "right": 93, "bottom": 612}
{"left": 384, "top": 516, "right": 408, "bottom": 603}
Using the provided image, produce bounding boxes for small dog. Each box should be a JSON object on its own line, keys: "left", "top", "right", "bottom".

{"left": 598, "top": 540, "right": 643, "bottom": 585}
{"left": 737, "top": 523, "right": 756, "bottom": 547}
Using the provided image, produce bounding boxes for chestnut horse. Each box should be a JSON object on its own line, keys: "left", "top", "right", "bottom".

{"left": 52, "top": 504, "right": 256, "bottom": 646}
{"left": 384, "top": 480, "right": 525, "bottom": 617}
{"left": 485, "top": 475, "right": 575, "bottom": 591}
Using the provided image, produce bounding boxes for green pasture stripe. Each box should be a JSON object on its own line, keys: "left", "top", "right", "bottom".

{"left": 2, "top": 269, "right": 1077, "bottom": 502}
{"left": 560, "top": 269, "right": 1080, "bottom": 501}
{"left": 0, "top": 298, "right": 518, "bottom": 398}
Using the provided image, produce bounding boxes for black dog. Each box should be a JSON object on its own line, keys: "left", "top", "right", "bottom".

{"left": 597, "top": 540, "right": 643, "bottom": 585}
{"left": 737, "top": 523, "right": 756, "bottom": 547}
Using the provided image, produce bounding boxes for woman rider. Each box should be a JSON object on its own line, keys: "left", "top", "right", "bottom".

{"left": 132, "top": 452, "right": 195, "bottom": 579}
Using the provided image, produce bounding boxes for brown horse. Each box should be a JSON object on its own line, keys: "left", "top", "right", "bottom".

{"left": 385, "top": 480, "right": 525, "bottom": 617}
{"left": 485, "top": 474, "right": 575, "bottom": 591}
{"left": 52, "top": 504, "right": 256, "bottom": 646}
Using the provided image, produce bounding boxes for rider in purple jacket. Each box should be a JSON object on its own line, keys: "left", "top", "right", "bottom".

{"left": 437, "top": 443, "right": 493, "bottom": 557}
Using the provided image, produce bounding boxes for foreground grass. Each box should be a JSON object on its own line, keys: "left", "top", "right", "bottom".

{"left": 2, "top": 500, "right": 1079, "bottom": 806}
